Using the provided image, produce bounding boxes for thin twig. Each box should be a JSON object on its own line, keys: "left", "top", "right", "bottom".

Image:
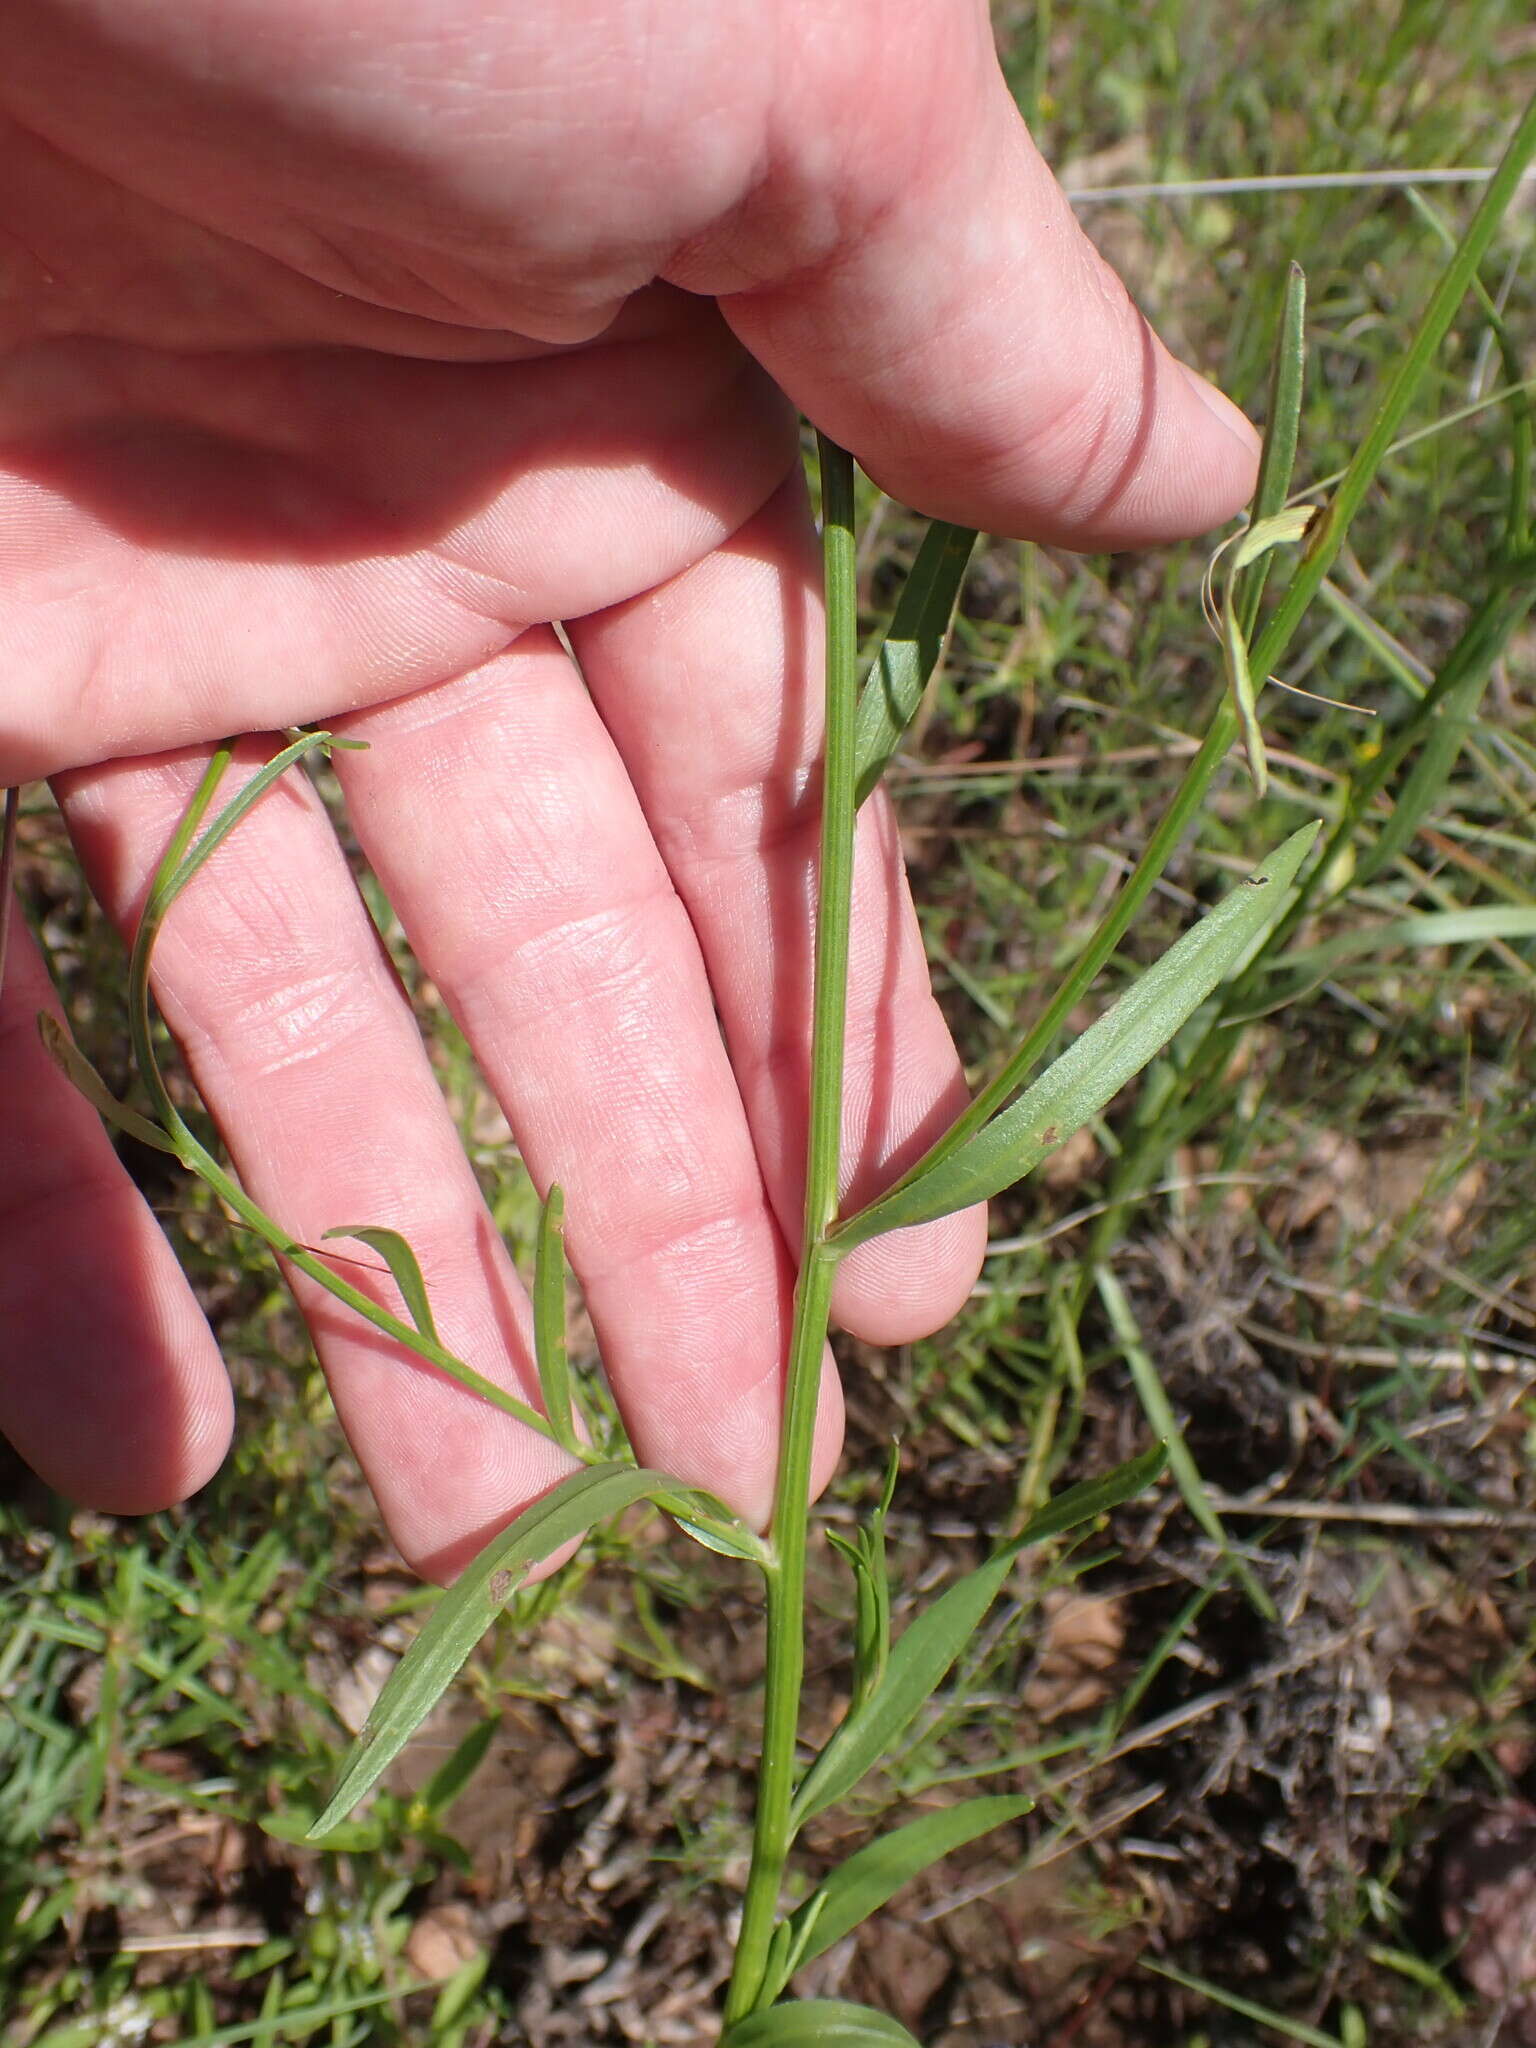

{"left": 1205, "top": 1493, "right": 1536, "bottom": 1531}
{"left": 1069, "top": 166, "right": 1535, "bottom": 204}
{"left": 982, "top": 1174, "right": 1275, "bottom": 1259}
{"left": 118, "top": 1930, "right": 269, "bottom": 1955}
{"left": 1235, "top": 1317, "right": 1536, "bottom": 1378}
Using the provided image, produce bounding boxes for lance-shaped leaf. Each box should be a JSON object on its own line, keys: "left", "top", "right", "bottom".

{"left": 322, "top": 1225, "right": 439, "bottom": 1342}
{"left": 722, "top": 2000, "right": 922, "bottom": 2047}
{"left": 312, "top": 1463, "right": 680, "bottom": 1834}
{"left": 789, "top": 1446, "right": 1164, "bottom": 1831}
{"left": 854, "top": 521, "right": 976, "bottom": 806}
{"left": 533, "top": 1184, "right": 579, "bottom": 1451}
{"left": 832, "top": 824, "right": 1318, "bottom": 1250}
{"left": 1234, "top": 262, "right": 1308, "bottom": 641}
{"left": 37, "top": 1014, "right": 179, "bottom": 1155}
{"left": 772, "top": 1794, "right": 1032, "bottom": 1990}
{"left": 826, "top": 1442, "right": 900, "bottom": 1716}
{"left": 1216, "top": 507, "right": 1317, "bottom": 799}
{"left": 758, "top": 1895, "right": 830, "bottom": 2012}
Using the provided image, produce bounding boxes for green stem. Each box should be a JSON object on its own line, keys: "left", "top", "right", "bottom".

{"left": 725, "top": 436, "right": 860, "bottom": 2024}
{"left": 126, "top": 745, "right": 577, "bottom": 1449}
{"left": 117, "top": 738, "right": 769, "bottom": 1564}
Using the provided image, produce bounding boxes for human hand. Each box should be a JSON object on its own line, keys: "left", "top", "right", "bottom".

{"left": 0, "top": 0, "right": 1258, "bottom": 1576}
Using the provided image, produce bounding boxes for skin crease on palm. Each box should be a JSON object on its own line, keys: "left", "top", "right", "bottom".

{"left": 0, "top": 1, "right": 1260, "bottom": 1581}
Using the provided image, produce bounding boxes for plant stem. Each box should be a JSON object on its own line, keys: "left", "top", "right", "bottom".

{"left": 725, "top": 436, "right": 860, "bottom": 2023}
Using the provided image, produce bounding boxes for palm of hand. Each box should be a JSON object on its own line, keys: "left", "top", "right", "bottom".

{"left": 0, "top": 2, "right": 1256, "bottom": 1573}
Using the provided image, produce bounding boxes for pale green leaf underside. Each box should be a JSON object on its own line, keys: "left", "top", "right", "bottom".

{"left": 722, "top": 1999, "right": 922, "bottom": 2046}
{"left": 780, "top": 1793, "right": 1032, "bottom": 1980}
{"left": 313, "top": 1463, "right": 680, "bottom": 1834}
{"left": 322, "top": 1224, "right": 439, "bottom": 1343}
{"left": 789, "top": 1446, "right": 1164, "bottom": 1830}
{"left": 37, "top": 1013, "right": 179, "bottom": 1154}
{"left": 1273, "top": 903, "right": 1536, "bottom": 977}
{"left": 853, "top": 521, "right": 976, "bottom": 806}
{"left": 835, "top": 823, "right": 1319, "bottom": 1247}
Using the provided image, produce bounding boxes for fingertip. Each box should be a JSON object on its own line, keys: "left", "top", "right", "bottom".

{"left": 831, "top": 1200, "right": 987, "bottom": 1348}
{"left": 10, "top": 1265, "right": 235, "bottom": 1516}
{"left": 807, "top": 1342, "right": 846, "bottom": 1507}
{"left": 1177, "top": 359, "right": 1264, "bottom": 468}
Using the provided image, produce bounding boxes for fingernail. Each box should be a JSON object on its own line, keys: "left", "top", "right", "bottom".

{"left": 1179, "top": 360, "right": 1263, "bottom": 460}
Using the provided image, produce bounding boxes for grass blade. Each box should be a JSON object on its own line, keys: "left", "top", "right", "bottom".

{"left": 321, "top": 1225, "right": 439, "bottom": 1343}
{"left": 534, "top": 1184, "right": 578, "bottom": 1451}
{"left": 833, "top": 824, "right": 1318, "bottom": 1248}
{"left": 853, "top": 520, "right": 977, "bottom": 806}
{"left": 1401, "top": 184, "right": 1531, "bottom": 557}
{"left": 1354, "top": 584, "right": 1534, "bottom": 885}
{"left": 312, "top": 1463, "right": 678, "bottom": 1832}
{"left": 789, "top": 1446, "right": 1164, "bottom": 1830}
{"left": 1096, "top": 1266, "right": 1275, "bottom": 1622}
{"left": 164, "top": 1989, "right": 399, "bottom": 2047}
{"left": 722, "top": 2001, "right": 922, "bottom": 2047}
{"left": 1142, "top": 1959, "right": 1350, "bottom": 2048}
{"left": 417, "top": 1711, "right": 498, "bottom": 1819}
{"left": 783, "top": 1794, "right": 1032, "bottom": 1973}
{"left": 36, "top": 1014, "right": 179, "bottom": 1154}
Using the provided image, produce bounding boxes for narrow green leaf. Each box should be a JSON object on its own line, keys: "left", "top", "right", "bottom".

{"left": 1222, "top": 504, "right": 1317, "bottom": 797}
{"left": 417, "top": 1711, "right": 498, "bottom": 1819}
{"left": 830, "top": 1443, "right": 900, "bottom": 1716}
{"left": 722, "top": 2000, "right": 921, "bottom": 2047}
{"left": 861, "top": 1442, "right": 899, "bottom": 1705}
{"left": 1356, "top": 588, "right": 1533, "bottom": 884}
{"left": 533, "top": 1185, "right": 577, "bottom": 1451}
{"left": 785, "top": 1794, "right": 1032, "bottom": 1970}
{"left": 312, "top": 1463, "right": 674, "bottom": 1833}
{"left": 1220, "top": 598, "right": 1267, "bottom": 797}
{"left": 854, "top": 521, "right": 976, "bottom": 806}
{"left": 759, "top": 1894, "right": 830, "bottom": 2009}
{"left": 834, "top": 824, "right": 1319, "bottom": 1248}
{"left": 790, "top": 1447, "right": 1163, "bottom": 1829}
{"left": 669, "top": 1512, "right": 771, "bottom": 1564}
{"left": 1235, "top": 262, "right": 1307, "bottom": 641}
{"left": 322, "top": 1225, "right": 439, "bottom": 1342}
{"left": 260, "top": 1809, "right": 383, "bottom": 1853}
{"left": 159, "top": 1988, "right": 398, "bottom": 2048}
{"left": 1142, "top": 1960, "right": 1349, "bottom": 2048}
{"left": 37, "top": 1015, "right": 179, "bottom": 1154}
{"left": 431, "top": 1950, "right": 491, "bottom": 2031}
{"left": 0, "top": 786, "right": 17, "bottom": 1000}
{"left": 146, "top": 732, "right": 334, "bottom": 928}
{"left": 1096, "top": 1267, "right": 1275, "bottom": 1623}
{"left": 1271, "top": 903, "right": 1536, "bottom": 979}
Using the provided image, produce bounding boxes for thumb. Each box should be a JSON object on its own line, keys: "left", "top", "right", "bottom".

{"left": 678, "top": 6, "right": 1259, "bottom": 549}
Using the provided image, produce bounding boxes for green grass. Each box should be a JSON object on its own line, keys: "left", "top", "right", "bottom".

{"left": 7, "top": 4, "right": 1536, "bottom": 2042}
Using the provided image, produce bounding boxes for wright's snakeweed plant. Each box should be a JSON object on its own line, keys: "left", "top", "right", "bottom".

{"left": 26, "top": 93, "right": 1536, "bottom": 2044}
